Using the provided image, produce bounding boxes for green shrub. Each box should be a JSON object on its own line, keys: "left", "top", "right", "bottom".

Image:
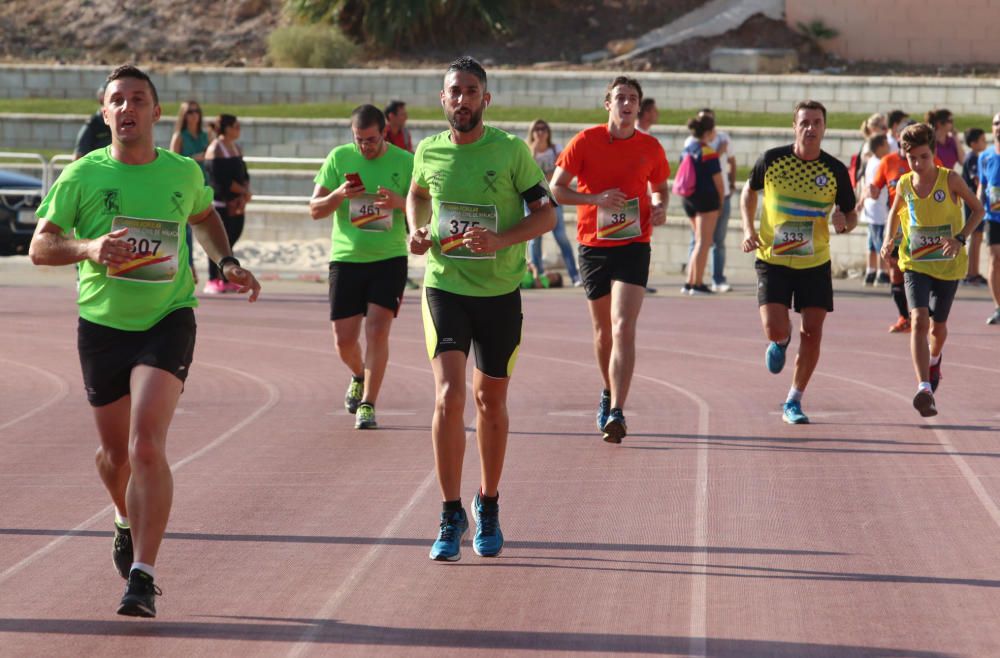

{"left": 267, "top": 24, "right": 358, "bottom": 68}
{"left": 284, "top": 0, "right": 521, "bottom": 50}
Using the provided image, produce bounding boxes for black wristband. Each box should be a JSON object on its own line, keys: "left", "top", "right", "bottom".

{"left": 955, "top": 234, "right": 967, "bottom": 246}
{"left": 218, "top": 255, "right": 241, "bottom": 271}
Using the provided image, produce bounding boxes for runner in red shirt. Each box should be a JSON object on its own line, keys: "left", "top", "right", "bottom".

{"left": 551, "top": 75, "right": 670, "bottom": 444}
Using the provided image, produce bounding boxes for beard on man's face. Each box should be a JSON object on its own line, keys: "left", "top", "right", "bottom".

{"left": 447, "top": 104, "right": 483, "bottom": 133}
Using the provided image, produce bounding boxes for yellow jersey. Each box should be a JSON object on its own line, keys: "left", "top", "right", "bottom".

{"left": 897, "top": 167, "right": 967, "bottom": 280}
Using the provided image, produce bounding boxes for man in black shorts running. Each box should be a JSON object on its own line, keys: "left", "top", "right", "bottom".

{"left": 741, "top": 100, "right": 856, "bottom": 424}
{"left": 29, "top": 65, "right": 261, "bottom": 617}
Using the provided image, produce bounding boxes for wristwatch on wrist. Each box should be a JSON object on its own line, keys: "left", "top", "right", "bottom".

{"left": 218, "top": 255, "right": 241, "bottom": 271}
{"left": 955, "top": 234, "right": 967, "bottom": 246}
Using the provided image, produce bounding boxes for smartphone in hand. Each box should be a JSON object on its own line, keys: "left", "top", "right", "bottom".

{"left": 345, "top": 173, "right": 364, "bottom": 188}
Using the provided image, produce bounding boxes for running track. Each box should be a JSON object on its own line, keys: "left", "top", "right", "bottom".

{"left": 2, "top": 278, "right": 999, "bottom": 657}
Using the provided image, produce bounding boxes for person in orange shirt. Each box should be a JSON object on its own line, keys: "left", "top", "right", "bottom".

{"left": 551, "top": 75, "right": 670, "bottom": 444}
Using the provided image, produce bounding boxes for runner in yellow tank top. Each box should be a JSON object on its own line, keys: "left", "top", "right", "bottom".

{"left": 882, "top": 123, "right": 983, "bottom": 418}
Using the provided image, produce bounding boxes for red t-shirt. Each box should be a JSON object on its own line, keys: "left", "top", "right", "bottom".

{"left": 556, "top": 125, "right": 670, "bottom": 247}
{"left": 385, "top": 127, "right": 413, "bottom": 153}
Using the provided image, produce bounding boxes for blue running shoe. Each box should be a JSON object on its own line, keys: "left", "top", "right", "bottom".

{"left": 596, "top": 390, "right": 611, "bottom": 431}
{"left": 766, "top": 341, "right": 787, "bottom": 374}
{"left": 472, "top": 492, "right": 503, "bottom": 557}
{"left": 782, "top": 400, "right": 809, "bottom": 424}
{"left": 602, "top": 408, "right": 628, "bottom": 443}
{"left": 429, "top": 508, "right": 468, "bottom": 561}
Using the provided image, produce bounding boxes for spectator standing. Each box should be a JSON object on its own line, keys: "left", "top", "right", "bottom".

{"left": 384, "top": 100, "right": 413, "bottom": 153}
{"left": 525, "top": 119, "right": 580, "bottom": 286}
{"left": 962, "top": 127, "right": 988, "bottom": 286}
{"left": 679, "top": 114, "right": 724, "bottom": 295}
{"left": 169, "top": 100, "right": 210, "bottom": 283}
{"left": 926, "top": 108, "right": 963, "bottom": 169}
{"left": 684, "top": 108, "right": 736, "bottom": 292}
{"left": 859, "top": 134, "right": 891, "bottom": 286}
{"left": 886, "top": 109, "right": 908, "bottom": 152}
{"left": 203, "top": 114, "right": 251, "bottom": 294}
{"left": 74, "top": 85, "right": 112, "bottom": 160}
{"left": 637, "top": 98, "right": 658, "bottom": 134}
{"left": 976, "top": 111, "right": 1000, "bottom": 325}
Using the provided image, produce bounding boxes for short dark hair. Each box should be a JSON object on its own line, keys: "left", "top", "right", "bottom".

{"left": 351, "top": 104, "right": 386, "bottom": 133}
{"left": 887, "top": 109, "right": 908, "bottom": 128}
{"left": 384, "top": 100, "right": 406, "bottom": 118}
{"left": 901, "top": 122, "right": 936, "bottom": 153}
{"left": 925, "top": 108, "right": 953, "bottom": 128}
{"left": 965, "top": 127, "right": 985, "bottom": 145}
{"left": 105, "top": 65, "right": 158, "bottom": 105}
{"left": 210, "top": 113, "right": 238, "bottom": 135}
{"left": 605, "top": 76, "right": 643, "bottom": 104}
{"left": 698, "top": 107, "right": 715, "bottom": 117}
{"left": 793, "top": 100, "right": 827, "bottom": 122}
{"left": 868, "top": 134, "right": 889, "bottom": 153}
{"left": 446, "top": 56, "right": 487, "bottom": 87}
{"left": 639, "top": 98, "right": 657, "bottom": 116}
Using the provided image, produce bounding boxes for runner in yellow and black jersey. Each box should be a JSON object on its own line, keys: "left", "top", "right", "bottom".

{"left": 741, "top": 100, "right": 857, "bottom": 425}
{"left": 881, "top": 123, "right": 983, "bottom": 418}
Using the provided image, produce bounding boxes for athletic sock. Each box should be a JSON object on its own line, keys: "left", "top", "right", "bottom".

{"left": 778, "top": 336, "right": 791, "bottom": 348}
{"left": 442, "top": 499, "right": 463, "bottom": 514}
{"left": 601, "top": 389, "right": 610, "bottom": 399}
{"left": 865, "top": 268, "right": 875, "bottom": 276}
{"left": 786, "top": 387, "right": 803, "bottom": 403}
{"left": 929, "top": 353, "right": 941, "bottom": 366}
{"left": 352, "top": 374, "right": 364, "bottom": 383}
{"left": 918, "top": 382, "right": 932, "bottom": 393}
{"left": 479, "top": 490, "right": 499, "bottom": 505}
{"left": 891, "top": 284, "right": 908, "bottom": 318}
{"left": 130, "top": 562, "right": 155, "bottom": 579}
{"left": 114, "top": 510, "right": 129, "bottom": 530}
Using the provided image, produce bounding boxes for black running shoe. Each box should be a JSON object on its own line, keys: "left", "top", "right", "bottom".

{"left": 112, "top": 524, "right": 133, "bottom": 580}
{"left": 929, "top": 354, "right": 942, "bottom": 393}
{"left": 117, "top": 569, "right": 161, "bottom": 618}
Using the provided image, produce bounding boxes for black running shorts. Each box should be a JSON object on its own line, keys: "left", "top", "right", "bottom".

{"left": 77, "top": 308, "right": 196, "bottom": 407}
{"left": 987, "top": 221, "right": 1000, "bottom": 246}
{"left": 682, "top": 193, "right": 721, "bottom": 218}
{"left": 328, "top": 256, "right": 408, "bottom": 321}
{"left": 577, "top": 242, "right": 651, "bottom": 301}
{"left": 421, "top": 286, "right": 522, "bottom": 379}
{"left": 904, "top": 271, "right": 959, "bottom": 322}
{"left": 755, "top": 259, "right": 834, "bottom": 313}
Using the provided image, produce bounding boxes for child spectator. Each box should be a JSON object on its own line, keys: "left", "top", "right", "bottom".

{"left": 860, "top": 134, "right": 891, "bottom": 286}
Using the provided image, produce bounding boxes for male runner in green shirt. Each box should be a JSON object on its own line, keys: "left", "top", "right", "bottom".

{"left": 310, "top": 104, "right": 414, "bottom": 430}
{"left": 29, "top": 65, "right": 261, "bottom": 618}
{"left": 407, "top": 56, "right": 555, "bottom": 561}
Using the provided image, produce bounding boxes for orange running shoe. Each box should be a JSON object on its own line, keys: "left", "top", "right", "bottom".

{"left": 888, "top": 316, "right": 911, "bottom": 333}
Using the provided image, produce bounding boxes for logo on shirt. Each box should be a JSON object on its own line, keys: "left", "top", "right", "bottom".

{"left": 170, "top": 191, "right": 185, "bottom": 216}
{"left": 814, "top": 174, "right": 829, "bottom": 188}
{"left": 425, "top": 170, "right": 444, "bottom": 193}
{"left": 391, "top": 172, "right": 401, "bottom": 188}
{"left": 934, "top": 190, "right": 946, "bottom": 202}
{"left": 483, "top": 170, "right": 498, "bottom": 193}
{"left": 100, "top": 189, "right": 121, "bottom": 214}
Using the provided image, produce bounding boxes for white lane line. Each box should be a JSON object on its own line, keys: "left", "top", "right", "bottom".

{"left": 0, "top": 360, "right": 279, "bottom": 585}
{"left": 0, "top": 358, "right": 70, "bottom": 433}
{"left": 524, "top": 352, "right": 711, "bottom": 658}
{"left": 286, "top": 468, "right": 438, "bottom": 658}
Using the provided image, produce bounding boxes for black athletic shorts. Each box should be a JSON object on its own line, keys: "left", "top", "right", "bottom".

{"left": 988, "top": 221, "right": 1000, "bottom": 246}
{"left": 578, "top": 242, "right": 651, "bottom": 301}
{"left": 755, "top": 259, "right": 834, "bottom": 313}
{"left": 421, "top": 286, "right": 522, "bottom": 379}
{"left": 904, "top": 271, "right": 959, "bottom": 322}
{"left": 77, "top": 307, "right": 196, "bottom": 407}
{"left": 328, "top": 256, "right": 408, "bottom": 321}
{"left": 682, "top": 194, "right": 721, "bottom": 218}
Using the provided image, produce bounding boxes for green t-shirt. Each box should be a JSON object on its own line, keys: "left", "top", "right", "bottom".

{"left": 37, "top": 146, "right": 214, "bottom": 331}
{"left": 314, "top": 143, "right": 413, "bottom": 263}
{"left": 413, "top": 125, "right": 546, "bottom": 297}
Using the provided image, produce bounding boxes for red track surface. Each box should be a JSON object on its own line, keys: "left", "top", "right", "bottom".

{"left": 2, "top": 281, "right": 999, "bottom": 657}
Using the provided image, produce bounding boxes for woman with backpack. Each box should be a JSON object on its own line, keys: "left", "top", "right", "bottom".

{"left": 677, "top": 114, "right": 724, "bottom": 295}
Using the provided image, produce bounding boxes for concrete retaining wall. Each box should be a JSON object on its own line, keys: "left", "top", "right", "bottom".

{"left": 2, "top": 64, "right": 999, "bottom": 116}
{"left": 0, "top": 113, "right": 867, "bottom": 169}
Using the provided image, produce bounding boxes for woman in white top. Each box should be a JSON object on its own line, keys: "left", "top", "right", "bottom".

{"left": 527, "top": 119, "right": 580, "bottom": 286}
